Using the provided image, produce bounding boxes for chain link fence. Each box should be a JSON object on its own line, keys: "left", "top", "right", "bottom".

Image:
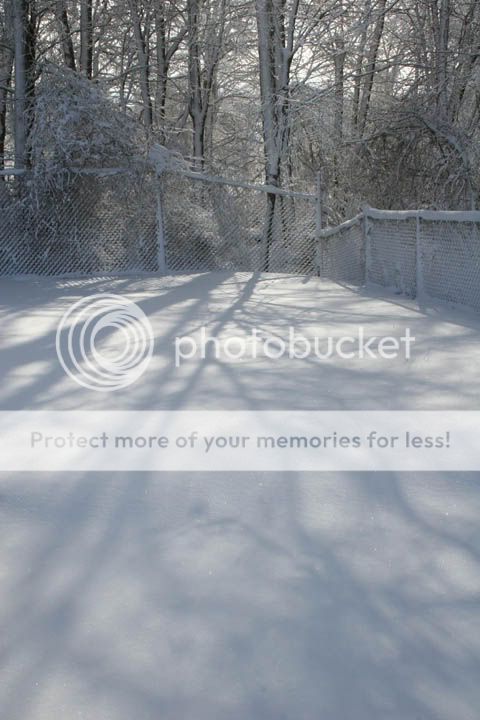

{"left": 318, "top": 207, "right": 480, "bottom": 311}
{"left": 316, "top": 214, "right": 365, "bottom": 285}
{"left": 0, "top": 170, "right": 158, "bottom": 275}
{"left": 2, "top": 166, "right": 480, "bottom": 312}
{"left": 0, "top": 167, "right": 318, "bottom": 277}
{"left": 160, "top": 171, "right": 317, "bottom": 274}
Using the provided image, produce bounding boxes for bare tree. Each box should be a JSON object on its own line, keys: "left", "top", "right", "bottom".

{"left": 255, "top": 0, "right": 303, "bottom": 267}
{"left": 154, "top": 0, "right": 187, "bottom": 128}
{"left": 13, "top": 0, "right": 28, "bottom": 168}
{"left": 127, "top": 0, "right": 153, "bottom": 126}
{"left": 2, "top": 0, "right": 479, "bottom": 210}
{"left": 187, "top": 0, "right": 228, "bottom": 169}
{"left": 54, "top": 0, "right": 76, "bottom": 71}
{"left": 356, "top": 0, "right": 387, "bottom": 137}
{"left": 80, "top": 0, "right": 93, "bottom": 77}
{"left": 0, "top": 0, "right": 14, "bottom": 167}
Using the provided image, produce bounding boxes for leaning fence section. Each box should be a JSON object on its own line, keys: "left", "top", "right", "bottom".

{"left": 318, "top": 207, "right": 480, "bottom": 312}
{"left": 160, "top": 171, "right": 317, "bottom": 275}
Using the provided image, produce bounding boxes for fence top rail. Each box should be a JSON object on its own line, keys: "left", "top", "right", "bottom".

{"left": 0, "top": 168, "right": 27, "bottom": 176}
{"left": 319, "top": 213, "right": 363, "bottom": 238}
{"left": 1, "top": 165, "right": 316, "bottom": 200}
{"left": 365, "top": 206, "right": 480, "bottom": 222}
{"left": 318, "top": 206, "right": 480, "bottom": 238}
{"left": 165, "top": 168, "right": 317, "bottom": 201}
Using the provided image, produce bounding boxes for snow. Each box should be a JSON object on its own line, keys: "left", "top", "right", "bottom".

{"left": 1, "top": 272, "right": 480, "bottom": 719}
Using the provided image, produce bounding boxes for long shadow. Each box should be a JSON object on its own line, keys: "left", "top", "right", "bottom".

{"left": 1, "top": 272, "right": 480, "bottom": 719}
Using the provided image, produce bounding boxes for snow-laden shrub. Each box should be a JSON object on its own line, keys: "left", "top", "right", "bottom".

{"left": 29, "top": 63, "right": 147, "bottom": 175}
{"left": 1, "top": 64, "right": 158, "bottom": 275}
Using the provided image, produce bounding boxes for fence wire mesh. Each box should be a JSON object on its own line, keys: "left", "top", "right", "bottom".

{"left": 0, "top": 171, "right": 158, "bottom": 275}
{"left": 0, "top": 168, "right": 317, "bottom": 278}
{"left": 367, "top": 215, "right": 417, "bottom": 296}
{"left": 420, "top": 219, "right": 480, "bottom": 309}
{"left": 160, "top": 172, "right": 317, "bottom": 274}
{"left": 317, "top": 216, "right": 365, "bottom": 285}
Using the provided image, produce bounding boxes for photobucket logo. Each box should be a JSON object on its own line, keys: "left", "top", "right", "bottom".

{"left": 56, "top": 294, "right": 154, "bottom": 391}
{"left": 175, "top": 327, "right": 415, "bottom": 366}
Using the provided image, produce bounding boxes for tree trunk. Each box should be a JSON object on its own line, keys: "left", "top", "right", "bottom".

{"left": 187, "top": 0, "right": 203, "bottom": 168}
{"left": 24, "top": 0, "right": 36, "bottom": 164}
{"left": 155, "top": 4, "right": 168, "bottom": 127}
{"left": 13, "top": 0, "right": 27, "bottom": 168}
{"left": 80, "top": 0, "right": 93, "bottom": 78}
{"left": 435, "top": 0, "right": 450, "bottom": 117}
{"left": 187, "top": 0, "right": 225, "bottom": 170}
{"left": 357, "top": 0, "right": 387, "bottom": 137}
{"left": 351, "top": 0, "right": 370, "bottom": 130}
{"left": 54, "top": 0, "right": 76, "bottom": 71}
{"left": 128, "top": 0, "right": 153, "bottom": 127}
{"left": 255, "top": 0, "right": 299, "bottom": 270}
{"left": 154, "top": 2, "right": 186, "bottom": 133}
{"left": 0, "top": 0, "right": 14, "bottom": 168}
{"left": 13, "top": 0, "right": 36, "bottom": 169}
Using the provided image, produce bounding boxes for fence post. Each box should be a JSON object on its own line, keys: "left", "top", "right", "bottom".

{"left": 155, "top": 172, "right": 167, "bottom": 275}
{"left": 315, "top": 170, "right": 324, "bottom": 276}
{"left": 416, "top": 211, "right": 423, "bottom": 300}
{"left": 363, "top": 205, "right": 371, "bottom": 286}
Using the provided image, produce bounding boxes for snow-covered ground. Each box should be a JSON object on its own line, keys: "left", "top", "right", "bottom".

{"left": 1, "top": 273, "right": 480, "bottom": 719}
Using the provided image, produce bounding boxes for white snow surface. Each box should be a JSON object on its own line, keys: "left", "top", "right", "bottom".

{"left": 1, "top": 272, "right": 480, "bottom": 720}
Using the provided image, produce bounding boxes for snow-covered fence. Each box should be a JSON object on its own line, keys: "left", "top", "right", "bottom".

{"left": 318, "top": 207, "right": 480, "bottom": 311}
{"left": 0, "top": 169, "right": 158, "bottom": 275}
{"left": 160, "top": 170, "right": 317, "bottom": 274}
{"left": 4, "top": 161, "right": 478, "bottom": 310}
{"left": 317, "top": 213, "right": 365, "bottom": 286}
{"left": 0, "top": 167, "right": 317, "bottom": 277}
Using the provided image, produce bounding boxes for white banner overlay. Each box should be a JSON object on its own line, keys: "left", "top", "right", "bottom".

{"left": 0, "top": 411, "right": 479, "bottom": 472}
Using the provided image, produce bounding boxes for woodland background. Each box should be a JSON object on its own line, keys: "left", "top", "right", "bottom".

{"left": 1, "top": 0, "right": 480, "bottom": 221}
